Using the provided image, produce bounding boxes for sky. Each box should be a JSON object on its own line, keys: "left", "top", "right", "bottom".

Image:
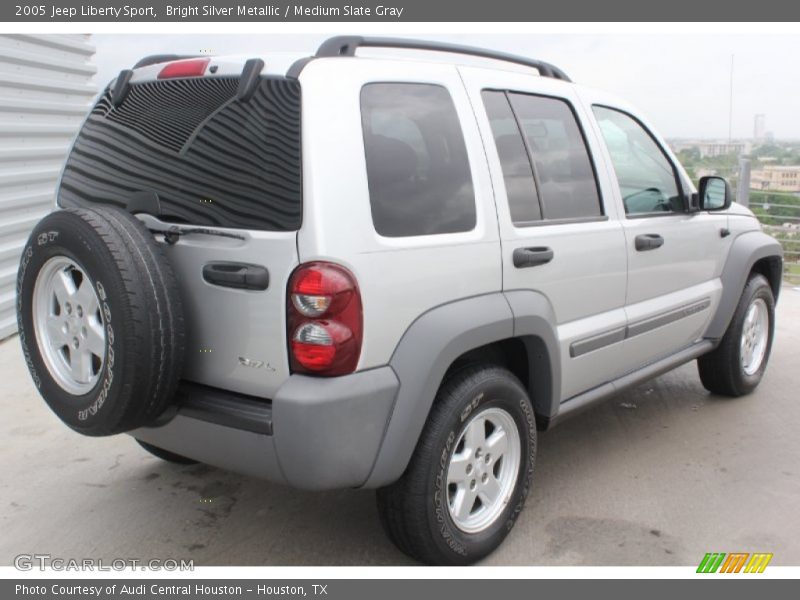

{"left": 93, "top": 33, "right": 800, "bottom": 140}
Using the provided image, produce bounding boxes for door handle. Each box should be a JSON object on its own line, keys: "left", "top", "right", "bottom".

{"left": 513, "top": 246, "right": 554, "bottom": 268}
{"left": 635, "top": 234, "right": 664, "bottom": 251}
{"left": 202, "top": 262, "right": 269, "bottom": 290}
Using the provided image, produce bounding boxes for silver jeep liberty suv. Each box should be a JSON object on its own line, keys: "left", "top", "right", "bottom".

{"left": 17, "top": 37, "right": 783, "bottom": 564}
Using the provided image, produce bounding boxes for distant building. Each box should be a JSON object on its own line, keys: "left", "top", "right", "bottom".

{"left": 751, "top": 166, "right": 800, "bottom": 192}
{"left": 670, "top": 140, "right": 751, "bottom": 158}
{"left": 754, "top": 114, "right": 766, "bottom": 143}
{"left": 695, "top": 167, "right": 719, "bottom": 179}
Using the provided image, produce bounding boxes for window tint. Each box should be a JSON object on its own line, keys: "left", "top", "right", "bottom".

{"left": 482, "top": 91, "right": 541, "bottom": 223}
{"left": 361, "top": 83, "right": 476, "bottom": 237}
{"left": 60, "top": 77, "right": 303, "bottom": 231}
{"left": 592, "top": 106, "right": 683, "bottom": 215}
{"left": 508, "top": 93, "right": 602, "bottom": 220}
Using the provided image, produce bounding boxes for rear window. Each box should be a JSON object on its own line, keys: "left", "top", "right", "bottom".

{"left": 360, "top": 83, "right": 476, "bottom": 237}
{"left": 59, "top": 76, "right": 302, "bottom": 231}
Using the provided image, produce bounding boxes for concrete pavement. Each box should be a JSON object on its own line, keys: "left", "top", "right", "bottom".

{"left": 1, "top": 288, "right": 799, "bottom": 566}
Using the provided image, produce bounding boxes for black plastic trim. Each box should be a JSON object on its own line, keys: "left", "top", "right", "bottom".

{"left": 111, "top": 69, "right": 133, "bottom": 107}
{"left": 626, "top": 298, "right": 712, "bottom": 339}
{"left": 554, "top": 340, "right": 716, "bottom": 426}
{"left": 292, "top": 36, "right": 572, "bottom": 82}
{"left": 237, "top": 58, "right": 265, "bottom": 102}
{"left": 513, "top": 246, "right": 554, "bottom": 268}
{"left": 175, "top": 381, "right": 273, "bottom": 435}
{"left": 202, "top": 261, "right": 269, "bottom": 290}
{"left": 569, "top": 298, "right": 712, "bottom": 358}
{"left": 635, "top": 233, "right": 665, "bottom": 251}
{"left": 570, "top": 326, "right": 626, "bottom": 358}
{"left": 513, "top": 215, "right": 610, "bottom": 228}
{"left": 286, "top": 56, "right": 314, "bottom": 79}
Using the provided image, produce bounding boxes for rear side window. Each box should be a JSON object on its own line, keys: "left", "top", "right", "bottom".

{"left": 59, "top": 76, "right": 302, "bottom": 231}
{"left": 361, "top": 83, "right": 476, "bottom": 237}
{"left": 483, "top": 90, "right": 602, "bottom": 224}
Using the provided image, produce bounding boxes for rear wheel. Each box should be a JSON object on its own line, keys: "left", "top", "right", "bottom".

{"left": 698, "top": 274, "right": 775, "bottom": 396}
{"left": 376, "top": 365, "right": 536, "bottom": 565}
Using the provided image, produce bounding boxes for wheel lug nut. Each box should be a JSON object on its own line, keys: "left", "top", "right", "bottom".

{"left": 466, "top": 464, "right": 473, "bottom": 475}
{"left": 485, "top": 453, "right": 491, "bottom": 464}
{"left": 475, "top": 448, "right": 482, "bottom": 459}
{"left": 77, "top": 306, "right": 83, "bottom": 317}
{"left": 72, "top": 337, "right": 79, "bottom": 349}
{"left": 482, "top": 473, "right": 488, "bottom": 483}
{"left": 65, "top": 303, "right": 72, "bottom": 314}
{"left": 470, "top": 479, "right": 476, "bottom": 491}
{"left": 81, "top": 326, "right": 87, "bottom": 339}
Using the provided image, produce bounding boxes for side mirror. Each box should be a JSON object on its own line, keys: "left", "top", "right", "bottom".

{"left": 697, "top": 176, "right": 731, "bottom": 211}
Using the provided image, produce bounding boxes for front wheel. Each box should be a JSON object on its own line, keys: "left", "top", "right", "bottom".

{"left": 698, "top": 274, "right": 775, "bottom": 396}
{"left": 376, "top": 365, "right": 536, "bottom": 565}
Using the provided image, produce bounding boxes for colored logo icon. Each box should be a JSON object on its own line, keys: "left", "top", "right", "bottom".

{"left": 697, "top": 552, "right": 773, "bottom": 573}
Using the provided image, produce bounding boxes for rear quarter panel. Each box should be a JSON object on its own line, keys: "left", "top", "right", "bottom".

{"left": 297, "top": 58, "right": 502, "bottom": 370}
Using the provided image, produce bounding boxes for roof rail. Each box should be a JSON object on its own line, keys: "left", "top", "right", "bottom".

{"left": 311, "top": 36, "right": 572, "bottom": 82}
{"left": 132, "top": 54, "right": 203, "bottom": 69}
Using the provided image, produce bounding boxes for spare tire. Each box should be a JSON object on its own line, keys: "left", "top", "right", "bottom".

{"left": 16, "top": 207, "right": 185, "bottom": 436}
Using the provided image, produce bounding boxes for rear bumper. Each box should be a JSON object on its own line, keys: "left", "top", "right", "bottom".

{"left": 131, "top": 366, "right": 399, "bottom": 490}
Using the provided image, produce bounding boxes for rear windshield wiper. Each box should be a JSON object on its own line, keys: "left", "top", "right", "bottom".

{"left": 162, "top": 226, "right": 246, "bottom": 245}
{"left": 132, "top": 211, "right": 246, "bottom": 244}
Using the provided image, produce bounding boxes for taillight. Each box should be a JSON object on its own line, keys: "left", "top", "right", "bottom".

{"left": 287, "top": 262, "right": 362, "bottom": 376}
{"left": 157, "top": 58, "right": 210, "bottom": 79}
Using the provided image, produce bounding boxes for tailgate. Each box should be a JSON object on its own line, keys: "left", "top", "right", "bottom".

{"left": 58, "top": 61, "right": 303, "bottom": 398}
{"left": 160, "top": 226, "right": 297, "bottom": 398}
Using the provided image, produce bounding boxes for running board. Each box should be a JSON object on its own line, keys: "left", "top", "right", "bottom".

{"left": 550, "top": 340, "right": 715, "bottom": 427}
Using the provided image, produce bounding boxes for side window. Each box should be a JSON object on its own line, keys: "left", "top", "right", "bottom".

{"left": 508, "top": 93, "right": 602, "bottom": 220}
{"left": 483, "top": 90, "right": 603, "bottom": 223}
{"left": 361, "top": 83, "right": 476, "bottom": 237}
{"left": 592, "top": 106, "right": 683, "bottom": 215}
{"left": 482, "top": 91, "right": 541, "bottom": 223}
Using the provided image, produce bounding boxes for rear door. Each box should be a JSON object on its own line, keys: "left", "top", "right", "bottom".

{"left": 58, "top": 66, "right": 303, "bottom": 398}
{"left": 460, "top": 67, "right": 628, "bottom": 401}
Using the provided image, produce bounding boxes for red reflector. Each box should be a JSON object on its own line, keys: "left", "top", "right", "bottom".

{"left": 291, "top": 341, "right": 337, "bottom": 371}
{"left": 294, "top": 265, "right": 351, "bottom": 298}
{"left": 157, "top": 58, "right": 210, "bottom": 79}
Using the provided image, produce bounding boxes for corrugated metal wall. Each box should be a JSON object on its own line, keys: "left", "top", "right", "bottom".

{"left": 0, "top": 34, "right": 96, "bottom": 339}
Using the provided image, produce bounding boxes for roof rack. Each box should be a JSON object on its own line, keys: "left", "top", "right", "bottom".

{"left": 306, "top": 36, "right": 572, "bottom": 82}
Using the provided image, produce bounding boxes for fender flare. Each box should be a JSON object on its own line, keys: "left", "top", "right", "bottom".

{"left": 504, "top": 289, "right": 562, "bottom": 421}
{"left": 705, "top": 231, "right": 783, "bottom": 340}
{"left": 362, "top": 291, "right": 560, "bottom": 488}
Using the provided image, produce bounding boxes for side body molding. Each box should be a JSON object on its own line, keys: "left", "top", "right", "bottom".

{"left": 705, "top": 231, "right": 783, "bottom": 340}
{"left": 363, "top": 291, "right": 561, "bottom": 488}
